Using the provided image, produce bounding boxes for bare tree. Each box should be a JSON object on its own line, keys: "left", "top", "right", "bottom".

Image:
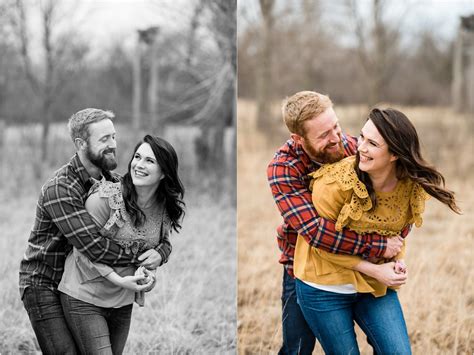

{"left": 256, "top": 0, "right": 274, "bottom": 133}
{"left": 12, "top": 0, "right": 88, "bottom": 162}
{"left": 348, "top": 0, "right": 404, "bottom": 106}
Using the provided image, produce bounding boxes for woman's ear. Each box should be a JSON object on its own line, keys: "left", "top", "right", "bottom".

{"left": 390, "top": 154, "right": 399, "bottom": 162}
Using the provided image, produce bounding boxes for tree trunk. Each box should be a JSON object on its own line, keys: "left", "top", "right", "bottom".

{"left": 256, "top": 0, "right": 274, "bottom": 134}
{"left": 133, "top": 34, "right": 142, "bottom": 130}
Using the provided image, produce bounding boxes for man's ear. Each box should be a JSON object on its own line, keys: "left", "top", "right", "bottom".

{"left": 291, "top": 133, "right": 304, "bottom": 145}
{"left": 74, "top": 138, "right": 86, "bottom": 151}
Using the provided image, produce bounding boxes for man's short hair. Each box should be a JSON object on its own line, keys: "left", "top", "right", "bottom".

{"left": 68, "top": 108, "right": 115, "bottom": 142}
{"left": 282, "top": 91, "right": 333, "bottom": 137}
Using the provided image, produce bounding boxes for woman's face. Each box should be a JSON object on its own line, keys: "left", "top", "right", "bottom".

{"left": 357, "top": 119, "right": 397, "bottom": 175}
{"left": 130, "top": 143, "right": 164, "bottom": 188}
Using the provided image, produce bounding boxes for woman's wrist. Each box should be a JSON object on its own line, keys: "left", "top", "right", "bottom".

{"left": 105, "top": 272, "right": 124, "bottom": 287}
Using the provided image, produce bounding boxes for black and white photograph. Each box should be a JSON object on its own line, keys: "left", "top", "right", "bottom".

{"left": 0, "top": 0, "right": 236, "bottom": 353}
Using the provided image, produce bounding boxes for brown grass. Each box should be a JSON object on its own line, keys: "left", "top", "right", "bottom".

{"left": 237, "top": 99, "right": 474, "bottom": 354}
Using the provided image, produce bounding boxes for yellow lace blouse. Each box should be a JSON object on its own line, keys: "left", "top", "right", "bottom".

{"left": 294, "top": 156, "right": 429, "bottom": 297}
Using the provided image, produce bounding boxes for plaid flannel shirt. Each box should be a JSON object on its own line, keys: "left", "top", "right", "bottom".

{"left": 19, "top": 154, "right": 172, "bottom": 297}
{"left": 267, "top": 134, "right": 409, "bottom": 277}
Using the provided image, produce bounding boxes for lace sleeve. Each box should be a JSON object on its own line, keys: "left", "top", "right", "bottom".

{"left": 408, "top": 182, "right": 430, "bottom": 227}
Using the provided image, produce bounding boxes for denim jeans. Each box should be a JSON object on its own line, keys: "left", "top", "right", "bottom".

{"left": 295, "top": 278, "right": 412, "bottom": 355}
{"left": 60, "top": 292, "right": 133, "bottom": 355}
{"left": 279, "top": 269, "right": 316, "bottom": 355}
{"left": 22, "top": 286, "right": 79, "bottom": 354}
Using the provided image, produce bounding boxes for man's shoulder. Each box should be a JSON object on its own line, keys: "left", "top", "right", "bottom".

{"left": 269, "top": 139, "right": 304, "bottom": 166}
{"left": 41, "top": 158, "right": 83, "bottom": 197}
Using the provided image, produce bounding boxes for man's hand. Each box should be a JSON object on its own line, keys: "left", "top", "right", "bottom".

{"left": 138, "top": 249, "right": 163, "bottom": 269}
{"left": 394, "top": 259, "right": 407, "bottom": 274}
{"left": 382, "top": 236, "right": 404, "bottom": 259}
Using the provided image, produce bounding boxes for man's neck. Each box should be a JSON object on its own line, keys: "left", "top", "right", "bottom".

{"left": 77, "top": 151, "right": 102, "bottom": 179}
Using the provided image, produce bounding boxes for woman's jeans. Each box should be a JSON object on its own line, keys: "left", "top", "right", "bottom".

{"left": 60, "top": 292, "right": 133, "bottom": 355}
{"left": 22, "top": 286, "right": 79, "bottom": 354}
{"left": 295, "top": 279, "right": 412, "bottom": 355}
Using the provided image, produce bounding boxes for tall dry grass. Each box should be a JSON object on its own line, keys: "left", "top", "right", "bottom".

{"left": 237, "top": 99, "right": 474, "bottom": 354}
{"left": 0, "top": 124, "right": 236, "bottom": 354}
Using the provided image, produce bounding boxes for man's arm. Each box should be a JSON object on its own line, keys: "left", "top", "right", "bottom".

{"left": 44, "top": 182, "right": 137, "bottom": 266}
{"left": 156, "top": 229, "right": 172, "bottom": 265}
{"left": 268, "top": 161, "right": 393, "bottom": 259}
{"left": 139, "top": 226, "right": 172, "bottom": 268}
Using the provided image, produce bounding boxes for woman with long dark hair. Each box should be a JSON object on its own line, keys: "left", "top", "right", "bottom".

{"left": 58, "top": 135, "right": 185, "bottom": 355}
{"left": 294, "top": 108, "right": 460, "bottom": 354}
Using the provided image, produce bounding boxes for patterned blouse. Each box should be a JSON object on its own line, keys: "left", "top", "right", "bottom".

{"left": 58, "top": 180, "right": 171, "bottom": 307}
{"left": 294, "top": 156, "right": 429, "bottom": 297}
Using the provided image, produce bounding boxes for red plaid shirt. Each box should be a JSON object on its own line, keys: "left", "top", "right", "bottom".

{"left": 19, "top": 154, "right": 171, "bottom": 297}
{"left": 268, "top": 134, "right": 407, "bottom": 277}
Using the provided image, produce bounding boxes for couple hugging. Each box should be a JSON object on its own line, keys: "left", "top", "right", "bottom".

{"left": 19, "top": 108, "right": 185, "bottom": 354}
{"left": 268, "top": 91, "right": 460, "bottom": 354}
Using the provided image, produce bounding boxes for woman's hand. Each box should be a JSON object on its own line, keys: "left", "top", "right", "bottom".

{"left": 372, "top": 262, "right": 408, "bottom": 287}
{"left": 354, "top": 260, "right": 408, "bottom": 287}
{"left": 106, "top": 271, "right": 154, "bottom": 292}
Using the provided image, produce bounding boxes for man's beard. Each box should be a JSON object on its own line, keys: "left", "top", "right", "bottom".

{"left": 86, "top": 146, "right": 117, "bottom": 171}
{"left": 304, "top": 140, "right": 345, "bottom": 164}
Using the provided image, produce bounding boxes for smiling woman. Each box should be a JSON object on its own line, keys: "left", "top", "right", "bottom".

{"left": 58, "top": 133, "right": 185, "bottom": 354}
{"left": 293, "top": 107, "right": 461, "bottom": 354}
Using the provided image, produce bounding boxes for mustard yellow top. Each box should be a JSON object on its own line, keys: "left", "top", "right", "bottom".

{"left": 294, "top": 156, "right": 429, "bottom": 297}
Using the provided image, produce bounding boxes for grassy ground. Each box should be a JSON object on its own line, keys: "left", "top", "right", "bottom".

{"left": 0, "top": 124, "right": 236, "bottom": 354}
{"left": 237, "top": 100, "right": 474, "bottom": 354}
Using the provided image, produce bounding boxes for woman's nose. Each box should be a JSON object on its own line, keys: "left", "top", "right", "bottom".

{"left": 358, "top": 140, "right": 367, "bottom": 152}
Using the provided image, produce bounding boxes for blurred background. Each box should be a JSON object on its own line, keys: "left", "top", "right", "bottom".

{"left": 0, "top": 0, "right": 236, "bottom": 353}
{"left": 238, "top": 0, "right": 473, "bottom": 354}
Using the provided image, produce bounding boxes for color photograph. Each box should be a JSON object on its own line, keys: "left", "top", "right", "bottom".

{"left": 238, "top": 1, "right": 473, "bottom": 354}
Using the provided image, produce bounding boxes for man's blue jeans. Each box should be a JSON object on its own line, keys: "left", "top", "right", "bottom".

{"left": 279, "top": 269, "right": 316, "bottom": 355}
{"left": 22, "top": 286, "right": 79, "bottom": 354}
{"left": 295, "top": 278, "right": 412, "bottom": 355}
{"left": 60, "top": 292, "right": 133, "bottom": 355}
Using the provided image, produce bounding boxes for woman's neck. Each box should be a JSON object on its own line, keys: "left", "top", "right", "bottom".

{"left": 136, "top": 185, "right": 159, "bottom": 209}
{"left": 369, "top": 166, "right": 398, "bottom": 192}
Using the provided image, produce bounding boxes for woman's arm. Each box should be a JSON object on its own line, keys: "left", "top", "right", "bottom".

{"left": 354, "top": 260, "right": 407, "bottom": 287}
{"left": 105, "top": 272, "right": 153, "bottom": 291}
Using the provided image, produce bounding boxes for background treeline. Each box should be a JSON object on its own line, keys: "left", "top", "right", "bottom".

{"left": 238, "top": 0, "right": 464, "bottom": 106}
{"left": 0, "top": 0, "right": 236, "bottom": 197}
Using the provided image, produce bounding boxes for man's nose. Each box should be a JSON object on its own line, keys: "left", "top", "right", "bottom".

{"left": 329, "top": 130, "right": 341, "bottom": 143}
{"left": 108, "top": 138, "right": 117, "bottom": 149}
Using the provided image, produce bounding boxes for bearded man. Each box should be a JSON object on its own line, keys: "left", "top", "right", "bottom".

{"left": 267, "top": 91, "right": 406, "bottom": 355}
{"left": 19, "top": 108, "right": 164, "bottom": 354}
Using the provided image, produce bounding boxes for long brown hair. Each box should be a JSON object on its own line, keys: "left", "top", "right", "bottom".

{"left": 355, "top": 108, "right": 460, "bottom": 214}
{"left": 122, "top": 135, "right": 185, "bottom": 232}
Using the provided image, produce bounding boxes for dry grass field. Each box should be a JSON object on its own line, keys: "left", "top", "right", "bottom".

{"left": 0, "top": 123, "right": 236, "bottom": 354}
{"left": 237, "top": 99, "right": 474, "bottom": 354}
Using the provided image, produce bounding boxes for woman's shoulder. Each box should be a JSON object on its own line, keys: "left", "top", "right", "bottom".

{"left": 309, "top": 156, "right": 368, "bottom": 198}
{"left": 88, "top": 180, "right": 123, "bottom": 207}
